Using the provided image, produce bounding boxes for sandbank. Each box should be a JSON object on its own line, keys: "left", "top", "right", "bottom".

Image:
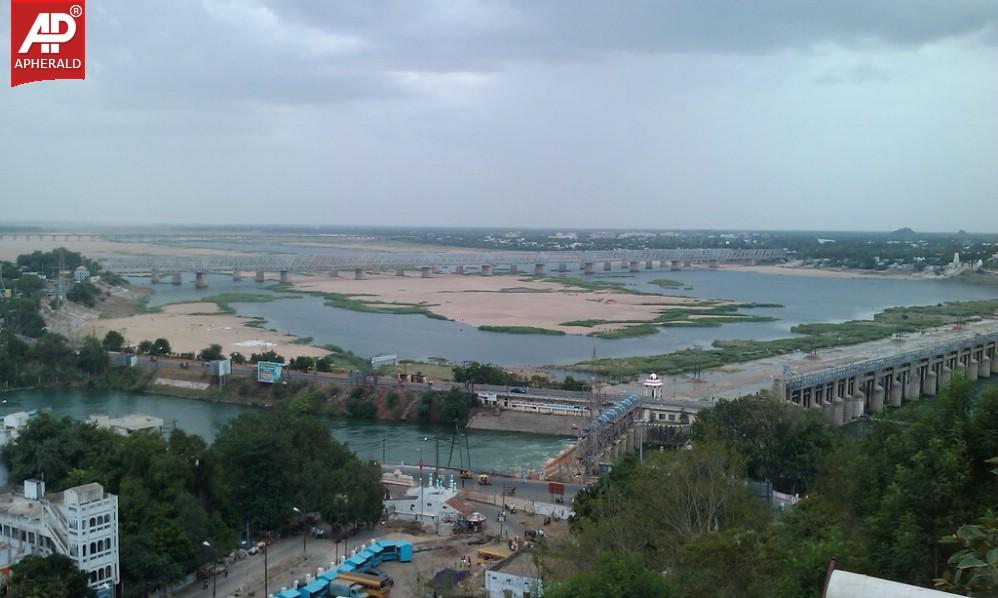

{"left": 90, "top": 302, "right": 326, "bottom": 359}
{"left": 289, "top": 272, "right": 718, "bottom": 334}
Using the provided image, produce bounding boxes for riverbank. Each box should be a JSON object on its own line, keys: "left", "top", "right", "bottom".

{"left": 89, "top": 301, "right": 327, "bottom": 359}
{"left": 575, "top": 298, "right": 998, "bottom": 379}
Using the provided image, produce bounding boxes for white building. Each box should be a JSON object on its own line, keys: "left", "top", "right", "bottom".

{"left": 0, "top": 480, "right": 119, "bottom": 590}
{"left": 0, "top": 410, "right": 45, "bottom": 446}
{"left": 73, "top": 266, "right": 91, "bottom": 282}
{"left": 383, "top": 478, "right": 473, "bottom": 525}
{"left": 485, "top": 551, "right": 544, "bottom": 598}
{"left": 87, "top": 413, "right": 164, "bottom": 436}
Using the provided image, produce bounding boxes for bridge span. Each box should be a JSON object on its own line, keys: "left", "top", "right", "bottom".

{"left": 778, "top": 329, "right": 998, "bottom": 425}
{"left": 97, "top": 248, "right": 786, "bottom": 286}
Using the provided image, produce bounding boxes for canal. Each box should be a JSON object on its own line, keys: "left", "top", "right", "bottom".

{"left": 0, "top": 389, "right": 573, "bottom": 482}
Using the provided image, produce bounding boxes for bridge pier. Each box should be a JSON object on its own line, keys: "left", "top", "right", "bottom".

{"left": 558, "top": 263, "right": 567, "bottom": 273}
{"left": 255, "top": 270, "right": 265, "bottom": 283}
{"left": 670, "top": 260, "right": 681, "bottom": 271}
{"left": 629, "top": 261, "right": 639, "bottom": 273}
{"left": 992, "top": 354, "right": 998, "bottom": 374}
{"left": 645, "top": 259, "right": 653, "bottom": 270}
{"left": 967, "top": 359, "right": 979, "bottom": 381}
{"left": 453, "top": 265, "right": 464, "bottom": 275}
{"left": 708, "top": 259, "right": 719, "bottom": 269}
{"left": 328, "top": 269, "right": 339, "bottom": 278}
{"left": 195, "top": 272, "right": 208, "bottom": 289}
{"left": 832, "top": 397, "right": 845, "bottom": 425}
{"left": 939, "top": 366, "right": 952, "bottom": 389}
{"left": 889, "top": 377, "right": 903, "bottom": 408}
{"left": 509, "top": 264, "right": 518, "bottom": 274}
{"left": 150, "top": 269, "right": 160, "bottom": 284}
{"left": 232, "top": 270, "right": 242, "bottom": 281}
{"left": 980, "top": 355, "right": 991, "bottom": 378}
{"left": 395, "top": 268, "right": 406, "bottom": 277}
{"left": 583, "top": 262, "right": 594, "bottom": 275}
{"left": 171, "top": 273, "right": 182, "bottom": 286}
{"left": 871, "top": 383, "right": 885, "bottom": 413}
{"left": 923, "top": 369, "right": 938, "bottom": 396}
{"left": 421, "top": 266, "right": 432, "bottom": 278}
{"left": 355, "top": 268, "right": 366, "bottom": 280}
{"left": 847, "top": 394, "right": 863, "bottom": 420}
{"left": 683, "top": 261, "right": 692, "bottom": 268}
{"left": 603, "top": 261, "right": 612, "bottom": 271}
{"left": 279, "top": 270, "right": 289, "bottom": 283}
{"left": 481, "top": 265, "right": 493, "bottom": 276}
{"left": 535, "top": 264, "right": 545, "bottom": 275}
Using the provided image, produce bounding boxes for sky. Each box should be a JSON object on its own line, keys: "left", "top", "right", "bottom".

{"left": 2, "top": 1, "right": 997, "bottom": 231}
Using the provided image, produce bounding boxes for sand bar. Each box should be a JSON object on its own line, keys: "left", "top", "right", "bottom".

{"left": 90, "top": 302, "right": 327, "bottom": 359}
{"left": 290, "top": 272, "right": 720, "bottom": 334}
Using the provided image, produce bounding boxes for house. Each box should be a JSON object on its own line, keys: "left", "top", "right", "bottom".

{"left": 73, "top": 266, "right": 91, "bottom": 282}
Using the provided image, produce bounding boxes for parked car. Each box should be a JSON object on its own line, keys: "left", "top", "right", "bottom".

{"left": 510, "top": 387, "right": 527, "bottom": 394}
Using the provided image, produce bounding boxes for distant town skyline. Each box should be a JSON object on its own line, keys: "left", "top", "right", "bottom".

{"left": 2, "top": 1, "right": 997, "bottom": 231}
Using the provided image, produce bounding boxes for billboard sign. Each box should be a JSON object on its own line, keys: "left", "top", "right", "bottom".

{"left": 211, "top": 358, "right": 231, "bottom": 376}
{"left": 256, "top": 361, "right": 283, "bottom": 384}
{"left": 370, "top": 354, "right": 398, "bottom": 367}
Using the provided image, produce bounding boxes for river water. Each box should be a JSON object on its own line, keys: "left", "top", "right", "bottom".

{"left": 0, "top": 389, "right": 573, "bottom": 480}
{"left": 130, "top": 269, "right": 997, "bottom": 366}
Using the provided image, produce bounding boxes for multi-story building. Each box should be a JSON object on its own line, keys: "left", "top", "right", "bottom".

{"left": 0, "top": 479, "right": 119, "bottom": 590}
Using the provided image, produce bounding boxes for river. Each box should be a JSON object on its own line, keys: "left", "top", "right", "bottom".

{"left": 129, "top": 269, "right": 998, "bottom": 366}
{"left": 0, "top": 389, "right": 573, "bottom": 483}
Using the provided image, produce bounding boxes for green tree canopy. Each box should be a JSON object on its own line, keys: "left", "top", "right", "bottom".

{"left": 213, "top": 410, "right": 383, "bottom": 530}
{"left": 102, "top": 330, "right": 125, "bottom": 351}
{"left": 8, "top": 554, "right": 95, "bottom": 598}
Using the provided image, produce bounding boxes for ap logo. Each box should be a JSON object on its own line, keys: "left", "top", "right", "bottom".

{"left": 10, "top": 0, "right": 86, "bottom": 87}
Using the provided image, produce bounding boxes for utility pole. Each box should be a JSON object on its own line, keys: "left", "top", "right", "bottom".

{"left": 435, "top": 437, "right": 439, "bottom": 481}
{"left": 382, "top": 434, "right": 386, "bottom": 464}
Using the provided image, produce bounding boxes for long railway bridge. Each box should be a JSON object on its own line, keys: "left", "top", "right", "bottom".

{"left": 97, "top": 248, "right": 786, "bottom": 287}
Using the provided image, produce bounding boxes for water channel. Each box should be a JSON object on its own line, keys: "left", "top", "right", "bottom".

{"left": 0, "top": 389, "right": 574, "bottom": 484}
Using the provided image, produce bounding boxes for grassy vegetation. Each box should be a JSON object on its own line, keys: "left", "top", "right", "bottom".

{"left": 575, "top": 298, "right": 998, "bottom": 378}
{"left": 321, "top": 344, "right": 369, "bottom": 371}
{"left": 532, "top": 276, "right": 654, "bottom": 295}
{"left": 321, "top": 292, "right": 448, "bottom": 320}
{"left": 478, "top": 325, "right": 566, "bottom": 335}
{"left": 649, "top": 278, "right": 685, "bottom": 289}
{"left": 289, "top": 336, "right": 314, "bottom": 345}
{"left": 589, "top": 324, "right": 660, "bottom": 339}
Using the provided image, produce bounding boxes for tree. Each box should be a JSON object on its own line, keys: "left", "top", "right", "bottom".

{"left": 199, "top": 343, "right": 224, "bottom": 361}
{"left": 102, "top": 330, "right": 125, "bottom": 352}
{"left": 214, "top": 410, "right": 382, "bottom": 530}
{"left": 692, "top": 393, "right": 838, "bottom": 494}
{"left": 250, "top": 350, "right": 284, "bottom": 364}
{"left": 66, "top": 281, "right": 99, "bottom": 307}
{"left": 229, "top": 351, "right": 247, "bottom": 365}
{"left": 935, "top": 458, "right": 998, "bottom": 596}
{"left": 151, "top": 337, "right": 172, "bottom": 356}
{"left": 137, "top": 340, "right": 154, "bottom": 354}
{"left": 76, "top": 336, "right": 108, "bottom": 376}
{"left": 8, "top": 554, "right": 95, "bottom": 598}
{"left": 14, "top": 274, "right": 46, "bottom": 296}
{"left": 543, "top": 551, "right": 675, "bottom": 598}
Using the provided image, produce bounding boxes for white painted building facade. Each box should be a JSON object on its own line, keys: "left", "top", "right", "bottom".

{"left": 0, "top": 480, "right": 119, "bottom": 589}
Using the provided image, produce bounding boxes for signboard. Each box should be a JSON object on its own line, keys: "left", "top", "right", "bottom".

{"left": 211, "top": 358, "right": 231, "bottom": 376}
{"left": 548, "top": 482, "right": 565, "bottom": 496}
{"left": 256, "top": 361, "right": 283, "bottom": 384}
{"left": 370, "top": 354, "right": 398, "bottom": 367}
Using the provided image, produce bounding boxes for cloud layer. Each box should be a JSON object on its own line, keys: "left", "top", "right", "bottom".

{"left": 2, "top": 1, "right": 997, "bottom": 230}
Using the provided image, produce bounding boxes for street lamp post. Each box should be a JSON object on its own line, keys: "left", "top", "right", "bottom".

{"left": 202, "top": 540, "right": 216, "bottom": 598}
{"left": 263, "top": 541, "right": 268, "bottom": 597}
{"left": 293, "top": 506, "right": 307, "bottom": 555}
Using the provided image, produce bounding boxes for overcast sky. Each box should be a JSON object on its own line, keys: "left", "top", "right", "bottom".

{"left": 2, "top": 1, "right": 997, "bottom": 231}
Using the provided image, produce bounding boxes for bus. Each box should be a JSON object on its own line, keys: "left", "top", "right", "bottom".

{"left": 332, "top": 570, "right": 393, "bottom": 598}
